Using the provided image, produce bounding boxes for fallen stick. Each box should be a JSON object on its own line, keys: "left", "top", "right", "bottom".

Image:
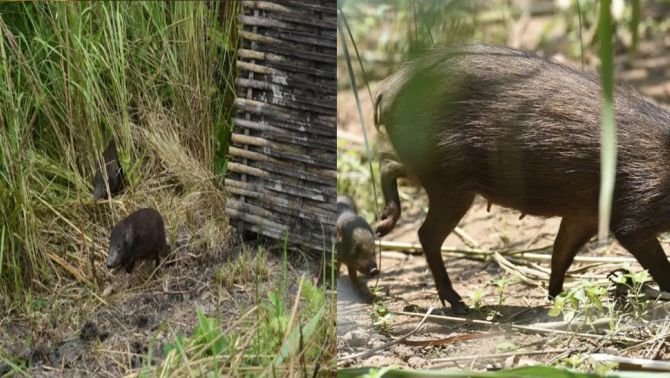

{"left": 336, "top": 306, "right": 435, "bottom": 366}
{"left": 399, "top": 331, "right": 500, "bottom": 347}
{"left": 590, "top": 353, "right": 670, "bottom": 372}
{"left": 429, "top": 348, "right": 567, "bottom": 365}
{"left": 391, "top": 311, "right": 642, "bottom": 343}
{"left": 493, "top": 251, "right": 545, "bottom": 286}
{"left": 453, "top": 226, "right": 481, "bottom": 249}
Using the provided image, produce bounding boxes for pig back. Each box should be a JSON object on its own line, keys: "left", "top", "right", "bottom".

{"left": 124, "top": 208, "right": 167, "bottom": 255}
{"left": 374, "top": 43, "right": 670, "bottom": 222}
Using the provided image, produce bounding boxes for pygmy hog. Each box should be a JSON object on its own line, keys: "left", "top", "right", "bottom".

{"left": 374, "top": 43, "right": 670, "bottom": 314}
{"left": 93, "top": 139, "right": 125, "bottom": 200}
{"left": 107, "top": 208, "right": 170, "bottom": 273}
{"left": 337, "top": 194, "right": 379, "bottom": 298}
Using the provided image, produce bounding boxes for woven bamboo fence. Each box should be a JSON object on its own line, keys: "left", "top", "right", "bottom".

{"left": 227, "top": 0, "right": 336, "bottom": 257}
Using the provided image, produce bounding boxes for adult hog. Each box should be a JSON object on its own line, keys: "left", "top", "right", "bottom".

{"left": 107, "top": 208, "right": 171, "bottom": 273}
{"left": 374, "top": 43, "right": 670, "bottom": 314}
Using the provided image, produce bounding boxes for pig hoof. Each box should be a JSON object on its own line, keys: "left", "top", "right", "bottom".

{"left": 451, "top": 301, "right": 469, "bottom": 315}
{"left": 375, "top": 220, "right": 393, "bottom": 237}
{"left": 547, "top": 289, "right": 562, "bottom": 300}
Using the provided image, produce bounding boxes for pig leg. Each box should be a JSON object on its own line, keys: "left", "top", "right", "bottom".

{"left": 124, "top": 259, "right": 136, "bottom": 273}
{"left": 163, "top": 245, "right": 175, "bottom": 267}
{"left": 614, "top": 231, "right": 670, "bottom": 292}
{"left": 347, "top": 263, "right": 373, "bottom": 301}
{"left": 418, "top": 192, "right": 473, "bottom": 314}
{"left": 548, "top": 218, "right": 597, "bottom": 298}
{"left": 376, "top": 160, "right": 406, "bottom": 237}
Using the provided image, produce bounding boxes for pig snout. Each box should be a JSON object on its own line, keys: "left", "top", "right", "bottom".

{"left": 106, "top": 248, "right": 122, "bottom": 269}
{"left": 363, "top": 258, "right": 379, "bottom": 277}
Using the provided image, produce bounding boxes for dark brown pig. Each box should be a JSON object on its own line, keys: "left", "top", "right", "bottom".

{"left": 337, "top": 194, "right": 379, "bottom": 298}
{"left": 93, "top": 139, "right": 125, "bottom": 200}
{"left": 107, "top": 208, "right": 170, "bottom": 273}
{"left": 374, "top": 43, "right": 670, "bottom": 314}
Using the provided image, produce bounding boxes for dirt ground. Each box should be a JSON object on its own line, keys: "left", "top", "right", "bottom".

{"left": 337, "top": 34, "right": 670, "bottom": 370}
{"left": 0, "top": 233, "right": 314, "bottom": 377}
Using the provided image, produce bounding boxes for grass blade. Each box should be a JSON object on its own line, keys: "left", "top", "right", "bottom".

{"left": 598, "top": 0, "right": 616, "bottom": 245}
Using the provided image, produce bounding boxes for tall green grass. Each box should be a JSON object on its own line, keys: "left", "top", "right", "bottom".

{"left": 0, "top": 2, "right": 237, "bottom": 301}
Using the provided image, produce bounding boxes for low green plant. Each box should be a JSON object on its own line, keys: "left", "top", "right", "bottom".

{"left": 495, "top": 340, "right": 518, "bottom": 354}
{"left": 487, "top": 278, "right": 511, "bottom": 320}
{"left": 371, "top": 301, "right": 394, "bottom": 335}
{"left": 609, "top": 264, "right": 649, "bottom": 317}
{"left": 470, "top": 289, "right": 487, "bottom": 310}
{"left": 549, "top": 280, "right": 611, "bottom": 323}
{"left": 559, "top": 353, "right": 589, "bottom": 371}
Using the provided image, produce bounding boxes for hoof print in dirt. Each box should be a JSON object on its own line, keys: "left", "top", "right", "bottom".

{"left": 53, "top": 340, "right": 85, "bottom": 368}
{"left": 79, "top": 320, "right": 109, "bottom": 342}
{"left": 107, "top": 208, "right": 171, "bottom": 274}
{"left": 341, "top": 329, "right": 370, "bottom": 348}
{"left": 28, "top": 342, "right": 51, "bottom": 366}
{"left": 402, "top": 304, "right": 422, "bottom": 313}
{"left": 135, "top": 315, "right": 149, "bottom": 329}
{"left": 130, "top": 341, "right": 149, "bottom": 368}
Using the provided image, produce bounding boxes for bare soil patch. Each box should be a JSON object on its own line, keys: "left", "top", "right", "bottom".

{"left": 0, "top": 237, "right": 314, "bottom": 377}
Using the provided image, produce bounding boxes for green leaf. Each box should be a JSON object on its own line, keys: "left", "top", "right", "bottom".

{"left": 273, "top": 307, "right": 325, "bottom": 365}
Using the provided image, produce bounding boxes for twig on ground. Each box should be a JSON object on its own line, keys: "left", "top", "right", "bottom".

{"left": 399, "top": 331, "right": 501, "bottom": 347}
{"left": 429, "top": 348, "right": 568, "bottom": 368}
{"left": 392, "top": 310, "right": 642, "bottom": 343}
{"left": 453, "top": 227, "right": 481, "bottom": 249}
{"left": 531, "top": 318, "right": 613, "bottom": 331}
{"left": 647, "top": 322, "right": 668, "bottom": 360}
{"left": 620, "top": 328, "right": 670, "bottom": 354}
{"left": 590, "top": 353, "right": 670, "bottom": 372}
{"left": 337, "top": 306, "right": 435, "bottom": 365}
{"left": 492, "top": 251, "right": 545, "bottom": 286}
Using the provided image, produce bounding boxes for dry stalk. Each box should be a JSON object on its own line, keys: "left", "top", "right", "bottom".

{"left": 429, "top": 348, "right": 568, "bottom": 367}
{"left": 391, "top": 310, "right": 642, "bottom": 343}
{"left": 337, "top": 306, "right": 436, "bottom": 366}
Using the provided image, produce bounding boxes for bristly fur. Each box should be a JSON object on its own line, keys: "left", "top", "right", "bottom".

{"left": 375, "top": 43, "right": 670, "bottom": 235}
{"left": 107, "top": 208, "right": 170, "bottom": 273}
{"left": 374, "top": 43, "right": 670, "bottom": 309}
{"left": 336, "top": 195, "right": 377, "bottom": 273}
